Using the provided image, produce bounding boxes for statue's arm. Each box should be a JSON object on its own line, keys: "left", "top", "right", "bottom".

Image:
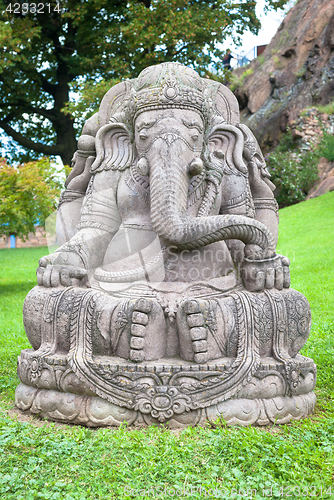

{"left": 219, "top": 172, "right": 255, "bottom": 265}
{"left": 238, "top": 123, "right": 279, "bottom": 248}
{"left": 247, "top": 157, "right": 278, "bottom": 249}
{"left": 219, "top": 124, "right": 290, "bottom": 291}
{"left": 240, "top": 160, "right": 291, "bottom": 290}
{"left": 244, "top": 128, "right": 293, "bottom": 291}
{"left": 38, "top": 170, "right": 122, "bottom": 287}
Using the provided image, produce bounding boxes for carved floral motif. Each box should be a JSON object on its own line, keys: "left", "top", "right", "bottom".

{"left": 134, "top": 386, "right": 191, "bottom": 422}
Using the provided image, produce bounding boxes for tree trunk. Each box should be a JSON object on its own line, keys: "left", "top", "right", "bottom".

{"left": 54, "top": 113, "right": 78, "bottom": 166}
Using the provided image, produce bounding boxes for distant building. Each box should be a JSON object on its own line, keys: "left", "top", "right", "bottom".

{"left": 0, "top": 226, "right": 47, "bottom": 249}
{"left": 257, "top": 45, "right": 267, "bottom": 56}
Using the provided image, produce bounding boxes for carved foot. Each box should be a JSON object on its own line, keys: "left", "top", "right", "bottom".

{"left": 177, "top": 298, "right": 231, "bottom": 364}
{"left": 114, "top": 297, "right": 166, "bottom": 362}
{"left": 130, "top": 298, "right": 153, "bottom": 362}
{"left": 183, "top": 300, "right": 209, "bottom": 364}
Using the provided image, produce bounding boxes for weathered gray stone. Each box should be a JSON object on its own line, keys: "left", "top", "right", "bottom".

{"left": 16, "top": 62, "right": 316, "bottom": 427}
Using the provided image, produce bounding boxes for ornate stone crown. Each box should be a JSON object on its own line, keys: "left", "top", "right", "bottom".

{"left": 127, "top": 62, "right": 207, "bottom": 122}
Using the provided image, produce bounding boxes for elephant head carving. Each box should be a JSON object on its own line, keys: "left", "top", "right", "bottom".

{"left": 87, "top": 62, "right": 275, "bottom": 257}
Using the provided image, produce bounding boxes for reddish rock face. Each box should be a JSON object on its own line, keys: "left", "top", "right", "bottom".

{"left": 307, "top": 155, "right": 334, "bottom": 199}
{"left": 230, "top": 0, "right": 334, "bottom": 149}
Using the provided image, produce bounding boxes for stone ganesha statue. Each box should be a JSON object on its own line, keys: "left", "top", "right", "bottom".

{"left": 16, "top": 63, "right": 316, "bottom": 427}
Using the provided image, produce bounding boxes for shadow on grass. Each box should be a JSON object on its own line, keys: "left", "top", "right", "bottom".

{"left": 0, "top": 282, "right": 36, "bottom": 296}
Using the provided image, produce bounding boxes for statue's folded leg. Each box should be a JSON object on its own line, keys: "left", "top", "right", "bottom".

{"left": 177, "top": 287, "right": 313, "bottom": 400}
{"left": 177, "top": 288, "right": 311, "bottom": 363}
{"left": 107, "top": 297, "right": 166, "bottom": 362}
{"left": 22, "top": 286, "right": 166, "bottom": 361}
{"left": 17, "top": 285, "right": 316, "bottom": 427}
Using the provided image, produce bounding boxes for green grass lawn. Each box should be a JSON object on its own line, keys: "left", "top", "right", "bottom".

{"left": 0, "top": 192, "right": 333, "bottom": 500}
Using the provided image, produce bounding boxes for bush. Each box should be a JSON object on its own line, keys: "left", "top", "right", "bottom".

{"left": 314, "top": 99, "right": 334, "bottom": 115}
{"left": 317, "top": 131, "right": 334, "bottom": 162}
{"left": 229, "top": 67, "right": 253, "bottom": 91}
{"left": 267, "top": 149, "right": 319, "bottom": 208}
{"left": 0, "top": 157, "right": 65, "bottom": 239}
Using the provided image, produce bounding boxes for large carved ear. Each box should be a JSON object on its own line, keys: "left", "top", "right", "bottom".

{"left": 91, "top": 123, "right": 135, "bottom": 173}
{"left": 99, "top": 80, "right": 134, "bottom": 126}
{"left": 207, "top": 123, "right": 248, "bottom": 175}
{"left": 203, "top": 80, "right": 240, "bottom": 126}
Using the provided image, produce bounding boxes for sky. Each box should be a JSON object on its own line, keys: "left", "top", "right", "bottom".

{"left": 221, "top": 0, "right": 295, "bottom": 68}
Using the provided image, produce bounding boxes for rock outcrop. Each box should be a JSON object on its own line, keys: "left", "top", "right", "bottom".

{"left": 291, "top": 107, "right": 334, "bottom": 150}
{"left": 231, "top": 0, "right": 334, "bottom": 149}
{"left": 294, "top": 107, "right": 334, "bottom": 198}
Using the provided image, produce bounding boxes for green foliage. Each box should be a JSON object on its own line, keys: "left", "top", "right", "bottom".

{"left": 267, "top": 144, "right": 319, "bottom": 208}
{"left": 62, "top": 78, "right": 121, "bottom": 127}
{"left": 0, "top": 192, "right": 333, "bottom": 498}
{"left": 302, "top": 101, "right": 334, "bottom": 116}
{"left": 273, "top": 55, "right": 281, "bottom": 67}
{"left": 274, "top": 130, "right": 299, "bottom": 153}
{"left": 317, "top": 131, "right": 334, "bottom": 162}
{"left": 0, "top": 415, "right": 333, "bottom": 499}
{"left": 0, "top": 0, "right": 290, "bottom": 164}
{"left": 267, "top": 125, "right": 334, "bottom": 208}
{"left": 314, "top": 99, "right": 334, "bottom": 115}
{"left": 296, "top": 66, "right": 306, "bottom": 78}
{"left": 229, "top": 67, "right": 253, "bottom": 91}
{"left": 0, "top": 158, "right": 64, "bottom": 239}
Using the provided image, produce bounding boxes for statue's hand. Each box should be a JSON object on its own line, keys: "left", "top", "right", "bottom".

{"left": 241, "top": 252, "right": 290, "bottom": 292}
{"left": 37, "top": 252, "right": 87, "bottom": 288}
{"left": 247, "top": 158, "right": 275, "bottom": 198}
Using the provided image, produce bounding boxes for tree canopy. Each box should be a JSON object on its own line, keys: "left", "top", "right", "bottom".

{"left": 0, "top": 0, "right": 289, "bottom": 165}
{"left": 0, "top": 157, "right": 65, "bottom": 238}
